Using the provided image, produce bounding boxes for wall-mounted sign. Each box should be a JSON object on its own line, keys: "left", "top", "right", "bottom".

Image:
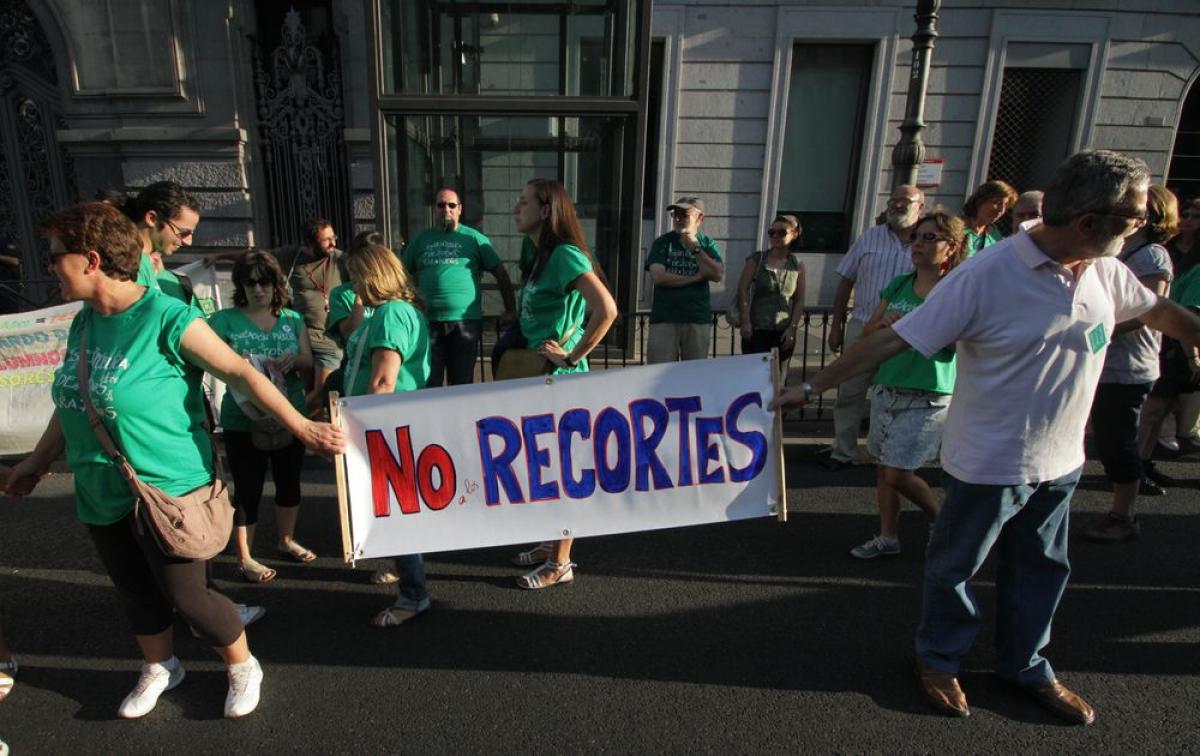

{"left": 916, "top": 158, "right": 944, "bottom": 188}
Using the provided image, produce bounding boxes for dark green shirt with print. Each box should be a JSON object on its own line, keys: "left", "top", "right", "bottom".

{"left": 645, "top": 230, "right": 722, "bottom": 324}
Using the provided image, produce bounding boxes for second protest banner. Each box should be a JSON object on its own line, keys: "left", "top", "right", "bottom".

{"left": 336, "top": 353, "right": 784, "bottom": 561}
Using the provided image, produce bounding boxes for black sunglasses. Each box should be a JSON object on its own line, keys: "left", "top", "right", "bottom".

{"left": 766, "top": 229, "right": 789, "bottom": 237}
{"left": 436, "top": 201, "right": 459, "bottom": 209}
{"left": 244, "top": 278, "right": 271, "bottom": 288}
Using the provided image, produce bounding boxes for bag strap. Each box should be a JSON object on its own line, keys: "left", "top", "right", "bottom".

{"left": 77, "top": 321, "right": 226, "bottom": 487}
{"left": 344, "top": 323, "right": 371, "bottom": 394}
{"left": 76, "top": 324, "right": 143, "bottom": 495}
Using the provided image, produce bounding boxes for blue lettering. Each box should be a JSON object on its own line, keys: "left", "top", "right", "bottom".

{"left": 695, "top": 416, "right": 726, "bottom": 485}
{"left": 629, "top": 398, "right": 672, "bottom": 491}
{"left": 521, "top": 414, "right": 559, "bottom": 501}
{"left": 558, "top": 409, "right": 596, "bottom": 499}
{"left": 726, "top": 392, "right": 768, "bottom": 482}
{"left": 477, "top": 417, "right": 525, "bottom": 505}
{"left": 593, "top": 407, "right": 632, "bottom": 494}
{"left": 665, "top": 396, "right": 702, "bottom": 486}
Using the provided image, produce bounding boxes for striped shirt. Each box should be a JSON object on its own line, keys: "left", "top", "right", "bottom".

{"left": 835, "top": 224, "right": 914, "bottom": 323}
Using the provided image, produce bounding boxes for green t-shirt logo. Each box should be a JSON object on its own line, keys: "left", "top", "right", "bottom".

{"left": 1087, "top": 323, "right": 1108, "bottom": 354}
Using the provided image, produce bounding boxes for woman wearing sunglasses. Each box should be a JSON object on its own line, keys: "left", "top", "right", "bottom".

{"left": 850, "top": 211, "right": 967, "bottom": 560}
{"left": 735, "top": 214, "right": 805, "bottom": 367}
{"left": 209, "top": 251, "right": 316, "bottom": 582}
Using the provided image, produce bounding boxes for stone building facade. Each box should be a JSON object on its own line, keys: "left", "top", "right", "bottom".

{"left": 2, "top": 0, "right": 1199, "bottom": 312}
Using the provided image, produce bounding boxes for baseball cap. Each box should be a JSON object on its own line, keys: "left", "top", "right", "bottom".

{"left": 667, "top": 196, "right": 705, "bottom": 214}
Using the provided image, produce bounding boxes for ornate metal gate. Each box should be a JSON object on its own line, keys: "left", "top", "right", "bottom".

{"left": 252, "top": 6, "right": 352, "bottom": 248}
{"left": 0, "top": 0, "right": 75, "bottom": 311}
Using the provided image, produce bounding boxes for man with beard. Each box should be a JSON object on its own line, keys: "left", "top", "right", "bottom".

{"left": 824, "top": 185, "right": 925, "bottom": 469}
{"left": 403, "top": 188, "right": 516, "bottom": 386}
{"left": 774, "top": 150, "right": 1200, "bottom": 724}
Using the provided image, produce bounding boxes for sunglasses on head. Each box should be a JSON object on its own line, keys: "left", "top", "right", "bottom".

{"left": 436, "top": 201, "right": 459, "bottom": 209}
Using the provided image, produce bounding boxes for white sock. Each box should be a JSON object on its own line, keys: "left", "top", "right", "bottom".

{"left": 160, "top": 656, "right": 181, "bottom": 671}
{"left": 228, "top": 656, "right": 258, "bottom": 672}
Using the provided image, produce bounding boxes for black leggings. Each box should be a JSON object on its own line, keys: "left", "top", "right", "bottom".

{"left": 224, "top": 431, "right": 306, "bottom": 527}
{"left": 741, "top": 328, "right": 796, "bottom": 364}
{"left": 88, "top": 514, "right": 242, "bottom": 646}
{"left": 1090, "top": 381, "right": 1152, "bottom": 483}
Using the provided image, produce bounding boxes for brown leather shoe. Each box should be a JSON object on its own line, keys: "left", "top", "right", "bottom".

{"left": 914, "top": 658, "right": 970, "bottom": 717}
{"left": 1025, "top": 679, "right": 1095, "bottom": 726}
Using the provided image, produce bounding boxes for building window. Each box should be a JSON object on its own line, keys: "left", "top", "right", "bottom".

{"left": 776, "top": 43, "right": 873, "bottom": 253}
{"left": 986, "top": 43, "right": 1088, "bottom": 191}
{"left": 379, "top": 0, "right": 637, "bottom": 97}
{"left": 372, "top": 0, "right": 649, "bottom": 315}
{"left": 1168, "top": 83, "right": 1200, "bottom": 204}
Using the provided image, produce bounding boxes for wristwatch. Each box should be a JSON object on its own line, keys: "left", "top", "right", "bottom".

{"left": 563, "top": 354, "right": 578, "bottom": 368}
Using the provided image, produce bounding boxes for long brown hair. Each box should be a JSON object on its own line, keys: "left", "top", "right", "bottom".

{"left": 522, "top": 178, "right": 608, "bottom": 290}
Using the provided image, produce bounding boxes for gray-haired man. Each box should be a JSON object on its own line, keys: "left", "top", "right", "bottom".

{"left": 775, "top": 150, "right": 1200, "bottom": 725}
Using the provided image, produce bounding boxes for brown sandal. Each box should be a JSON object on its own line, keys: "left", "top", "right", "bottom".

{"left": 239, "top": 560, "right": 277, "bottom": 583}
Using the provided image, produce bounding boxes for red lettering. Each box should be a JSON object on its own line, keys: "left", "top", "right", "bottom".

{"left": 417, "top": 444, "right": 456, "bottom": 511}
{"left": 366, "top": 427, "right": 420, "bottom": 517}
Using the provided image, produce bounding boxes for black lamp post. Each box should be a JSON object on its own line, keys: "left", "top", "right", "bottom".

{"left": 891, "top": 0, "right": 940, "bottom": 188}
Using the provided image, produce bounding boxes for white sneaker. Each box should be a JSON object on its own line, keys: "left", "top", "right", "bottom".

{"left": 224, "top": 656, "right": 263, "bottom": 719}
{"left": 190, "top": 603, "right": 266, "bottom": 639}
{"left": 118, "top": 659, "right": 185, "bottom": 719}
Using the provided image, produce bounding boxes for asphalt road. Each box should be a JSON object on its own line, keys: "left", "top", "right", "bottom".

{"left": 1, "top": 435, "right": 1198, "bottom": 754}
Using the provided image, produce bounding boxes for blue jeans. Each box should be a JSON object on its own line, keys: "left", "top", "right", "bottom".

{"left": 392, "top": 554, "right": 430, "bottom": 612}
{"left": 915, "top": 468, "right": 1079, "bottom": 686}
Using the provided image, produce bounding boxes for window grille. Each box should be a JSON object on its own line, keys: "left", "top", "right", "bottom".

{"left": 986, "top": 68, "right": 1082, "bottom": 191}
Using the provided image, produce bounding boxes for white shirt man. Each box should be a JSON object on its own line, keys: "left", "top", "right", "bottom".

{"left": 825, "top": 185, "right": 924, "bottom": 467}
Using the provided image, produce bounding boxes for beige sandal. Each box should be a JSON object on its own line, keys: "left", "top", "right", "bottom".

{"left": 516, "top": 561, "right": 576, "bottom": 590}
{"left": 239, "top": 560, "right": 277, "bottom": 583}
{"left": 511, "top": 542, "right": 553, "bottom": 566}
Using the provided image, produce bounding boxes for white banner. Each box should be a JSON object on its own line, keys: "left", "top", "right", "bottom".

{"left": 0, "top": 301, "right": 82, "bottom": 455}
{"left": 336, "top": 354, "right": 784, "bottom": 561}
{"left": 172, "top": 259, "right": 226, "bottom": 420}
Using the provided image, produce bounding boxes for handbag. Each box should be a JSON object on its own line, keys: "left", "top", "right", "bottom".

{"left": 234, "top": 356, "right": 295, "bottom": 451}
{"left": 494, "top": 323, "right": 579, "bottom": 381}
{"left": 78, "top": 325, "right": 234, "bottom": 560}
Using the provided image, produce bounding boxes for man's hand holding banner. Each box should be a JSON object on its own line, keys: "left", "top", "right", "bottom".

{"left": 334, "top": 354, "right": 786, "bottom": 562}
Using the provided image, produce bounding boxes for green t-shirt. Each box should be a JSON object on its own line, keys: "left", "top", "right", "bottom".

{"left": 325, "top": 282, "right": 358, "bottom": 349}
{"left": 871, "top": 273, "right": 957, "bottom": 394}
{"left": 1171, "top": 265, "right": 1200, "bottom": 309}
{"left": 136, "top": 253, "right": 160, "bottom": 289}
{"left": 51, "top": 288, "right": 212, "bottom": 526}
{"left": 344, "top": 300, "right": 431, "bottom": 396}
{"left": 208, "top": 307, "right": 308, "bottom": 431}
{"left": 519, "top": 243, "right": 592, "bottom": 374}
{"left": 964, "top": 226, "right": 1003, "bottom": 258}
{"left": 645, "top": 230, "right": 722, "bottom": 324}
{"left": 403, "top": 225, "right": 502, "bottom": 322}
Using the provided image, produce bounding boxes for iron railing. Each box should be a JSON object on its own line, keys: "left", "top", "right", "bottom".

{"left": 473, "top": 308, "right": 837, "bottom": 420}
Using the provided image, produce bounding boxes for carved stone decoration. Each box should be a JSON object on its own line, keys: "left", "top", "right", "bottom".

{"left": 0, "top": 0, "right": 74, "bottom": 310}
{"left": 0, "top": 0, "right": 56, "bottom": 84}
{"left": 252, "top": 5, "right": 351, "bottom": 244}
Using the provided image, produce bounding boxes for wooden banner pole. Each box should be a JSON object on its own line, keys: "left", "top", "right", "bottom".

{"left": 770, "top": 350, "right": 788, "bottom": 522}
{"left": 329, "top": 391, "right": 355, "bottom": 563}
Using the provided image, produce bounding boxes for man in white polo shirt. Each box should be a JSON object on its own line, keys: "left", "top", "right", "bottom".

{"left": 774, "top": 150, "right": 1200, "bottom": 725}
{"left": 824, "top": 185, "right": 923, "bottom": 469}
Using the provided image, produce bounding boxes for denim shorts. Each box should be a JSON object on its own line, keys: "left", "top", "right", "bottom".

{"left": 867, "top": 384, "right": 951, "bottom": 470}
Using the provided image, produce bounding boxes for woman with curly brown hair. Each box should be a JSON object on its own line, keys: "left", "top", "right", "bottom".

{"left": 4, "top": 202, "right": 343, "bottom": 718}
{"left": 962, "top": 179, "right": 1018, "bottom": 257}
{"left": 209, "top": 251, "right": 316, "bottom": 582}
